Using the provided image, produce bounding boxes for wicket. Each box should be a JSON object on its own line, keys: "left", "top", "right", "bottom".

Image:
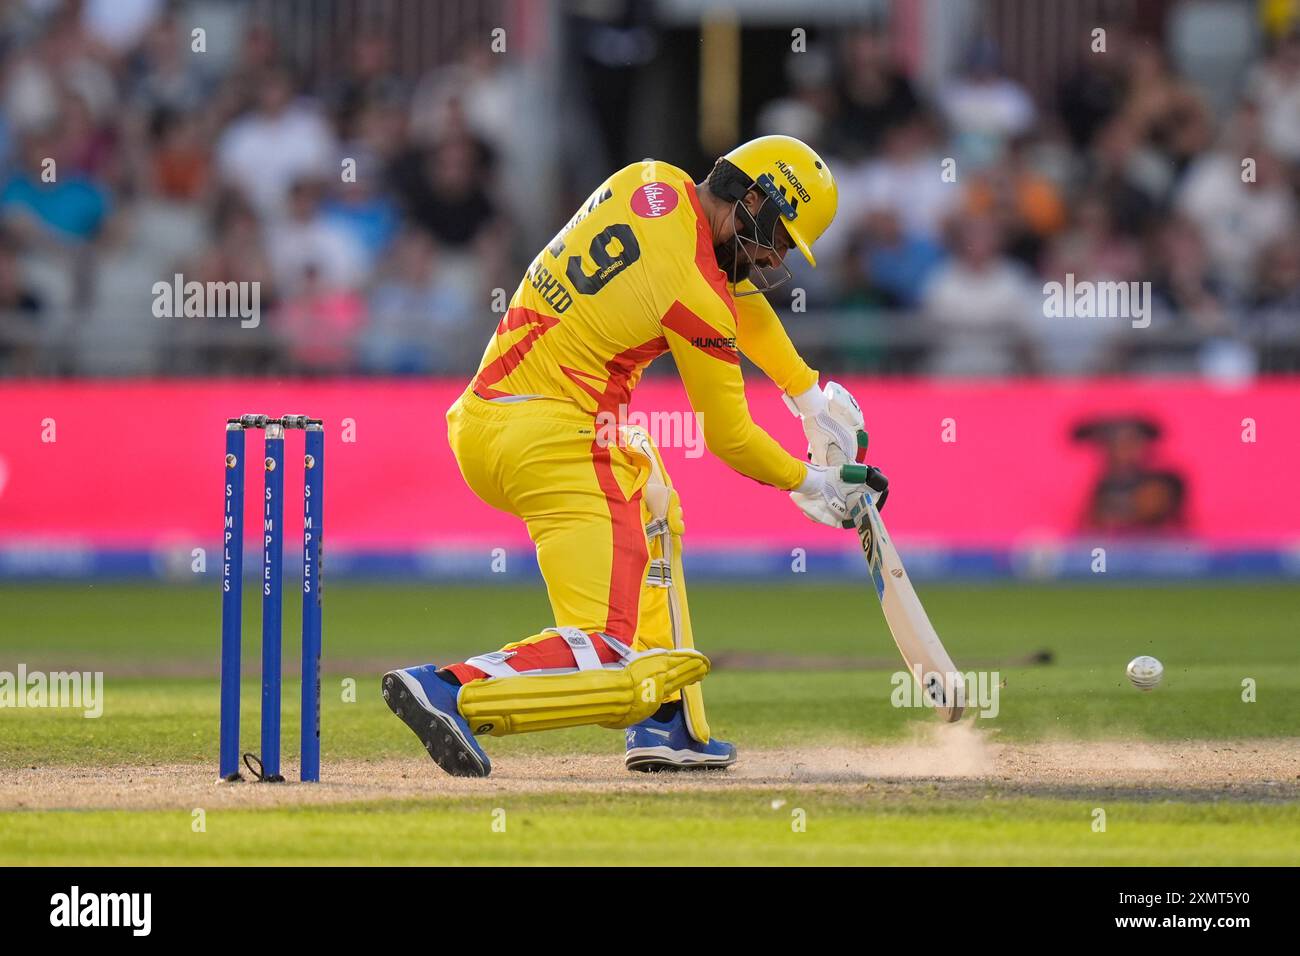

{"left": 220, "top": 414, "right": 324, "bottom": 782}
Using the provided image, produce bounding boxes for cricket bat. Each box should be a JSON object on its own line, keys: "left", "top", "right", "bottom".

{"left": 848, "top": 493, "right": 965, "bottom": 721}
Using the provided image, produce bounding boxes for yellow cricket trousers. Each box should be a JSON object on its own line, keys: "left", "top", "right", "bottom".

{"left": 445, "top": 388, "right": 677, "bottom": 674}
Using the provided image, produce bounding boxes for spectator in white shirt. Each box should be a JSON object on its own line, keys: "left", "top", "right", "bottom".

{"left": 939, "top": 39, "right": 1035, "bottom": 169}
{"left": 266, "top": 177, "right": 366, "bottom": 297}
{"left": 216, "top": 68, "right": 337, "bottom": 220}
{"left": 1176, "top": 105, "right": 1296, "bottom": 294}
{"left": 921, "top": 216, "right": 1039, "bottom": 376}
{"left": 827, "top": 117, "right": 960, "bottom": 270}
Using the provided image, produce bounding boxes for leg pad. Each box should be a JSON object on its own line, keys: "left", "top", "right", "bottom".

{"left": 458, "top": 648, "right": 709, "bottom": 736}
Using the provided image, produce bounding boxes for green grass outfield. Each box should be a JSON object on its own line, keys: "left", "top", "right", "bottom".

{"left": 5, "top": 793, "right": 1298, "bottom": 866}
{"left": 1, "top": 581, "right": 1297, "bottom": 865}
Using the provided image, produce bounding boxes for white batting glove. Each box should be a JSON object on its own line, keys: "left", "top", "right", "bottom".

{"left": 783, "top": 381, "right": 869, "bottom": 466}
{"left": 790, "top": 462, "right": 875, "bottom": 528}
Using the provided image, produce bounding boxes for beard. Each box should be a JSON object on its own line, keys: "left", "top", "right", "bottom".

{"left": 713, "top": 234, "right": 753, "bottom": 284}
{"left": 713, "top": 211, "right": 763, "bottom": 284}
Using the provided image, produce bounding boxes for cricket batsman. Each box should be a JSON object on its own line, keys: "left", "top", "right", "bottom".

{"left": 384, "top": 134, "right": 885, "bottom": 777}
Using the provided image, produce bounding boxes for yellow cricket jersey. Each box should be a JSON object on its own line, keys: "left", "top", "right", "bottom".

{"left": 470, "top": 161, "right": 818, "bottom": 490}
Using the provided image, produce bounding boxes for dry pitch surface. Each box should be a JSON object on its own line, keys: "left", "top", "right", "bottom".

{"left": 5, "top": 729, "right": 1296, "bottom": 812}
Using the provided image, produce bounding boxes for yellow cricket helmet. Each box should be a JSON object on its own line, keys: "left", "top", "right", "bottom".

{"left": 722, "top": 135, "right": 838, "bottom": 267}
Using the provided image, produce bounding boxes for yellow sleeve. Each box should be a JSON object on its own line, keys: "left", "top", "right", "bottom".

{"left": 733, "top": 284, "right": 819, "bottom": 396}
{"left": 661, "top": 290, "right": 808, "bottom": 491}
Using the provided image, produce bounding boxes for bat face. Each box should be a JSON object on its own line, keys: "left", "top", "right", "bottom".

{"left": 850, "top": 495, "right": 965, "bottom": 722}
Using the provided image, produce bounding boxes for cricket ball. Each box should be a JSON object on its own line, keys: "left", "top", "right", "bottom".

{"left": 1126, "top": 655, "right": 1164, "bottom": 691}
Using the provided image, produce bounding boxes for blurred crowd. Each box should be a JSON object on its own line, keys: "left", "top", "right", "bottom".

{"left": 0, "top": 1, "right": 1296, "bottom": 379}
{"left": 761, "top": 18, "right": 1300, "bottom": 376}
{"left": 0, "top": 0, "right": 515, "bottom": 375}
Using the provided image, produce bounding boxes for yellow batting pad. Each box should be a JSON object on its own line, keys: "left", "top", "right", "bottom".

{"left": 458, "top": 648, "right": 709, "bottom": 736}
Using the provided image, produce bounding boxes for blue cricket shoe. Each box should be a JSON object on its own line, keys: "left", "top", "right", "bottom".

{"left": 625, "top": 705, "right": 736, "bottom": 772}
{"left": 382, "top": 666, "right": 491, "bottom": 778}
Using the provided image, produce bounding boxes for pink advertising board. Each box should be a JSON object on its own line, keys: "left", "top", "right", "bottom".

{"left": 0, "top": 379, "right": 1296, "bottom": 558}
